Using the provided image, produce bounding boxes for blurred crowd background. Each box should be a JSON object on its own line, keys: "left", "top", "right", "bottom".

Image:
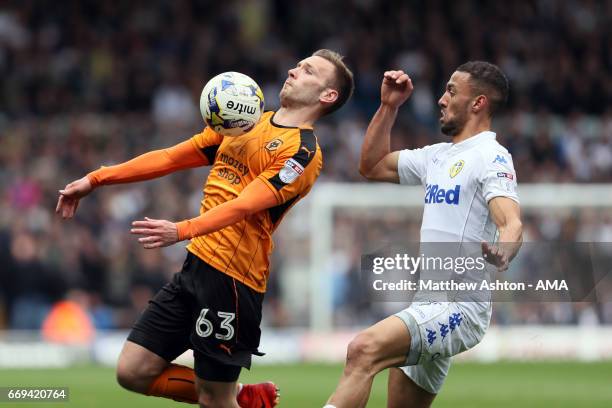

{"left": 0, "top": 0, "right": 610, "bottom": 334}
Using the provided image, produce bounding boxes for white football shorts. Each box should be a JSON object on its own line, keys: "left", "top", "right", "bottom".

{"left": 394, "top": 301, "right": 491, "bottom": 394}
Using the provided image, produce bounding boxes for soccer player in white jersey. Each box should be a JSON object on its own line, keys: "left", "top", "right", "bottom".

{"left": 325, "top": 61, "right": 523, "bottom": 408}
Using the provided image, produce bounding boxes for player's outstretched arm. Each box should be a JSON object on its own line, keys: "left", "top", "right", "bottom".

{"left": 130, "top": 178, "right": 278, "bottom": 249}
{"left": 482, "top": 197, "right": 523, "bottom": 271}
{"left": 359, "top": 70, "right": 413, "bottom": 183}
{"left": 56, "top": 140, "right": 207, "bottom": 219}
{"left": 87, "top": 140, "right": 207, "bottom": 186}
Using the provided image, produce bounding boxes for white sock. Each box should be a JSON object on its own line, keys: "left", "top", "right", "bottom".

{"left": 323, "top": 405, "right": 337, "bottom": 408}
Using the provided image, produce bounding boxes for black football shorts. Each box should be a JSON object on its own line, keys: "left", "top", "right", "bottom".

{"left": 127, "top": 252, "right": 264, "bottom": 382}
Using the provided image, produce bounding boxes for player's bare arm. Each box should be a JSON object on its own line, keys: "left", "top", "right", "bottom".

{"left": 359, "top": 70, "right": 413, "bottom": 183}
{"left": 482, "top": 197, "right": 523, "bottom": 271}
{"left": 131, "top": 178, "right": 278, "bottom": 249}
{"left": 55, "top": 140, "right": 208, "bottom": 219}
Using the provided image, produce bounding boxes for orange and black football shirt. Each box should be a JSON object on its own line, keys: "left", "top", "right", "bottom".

{"left": 188, "top": 111, "right": 322, "bottom": 293}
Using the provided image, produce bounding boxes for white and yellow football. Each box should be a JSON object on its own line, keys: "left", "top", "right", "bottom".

{"left": 200, "top": 72, "right": 265, "bottom": 137}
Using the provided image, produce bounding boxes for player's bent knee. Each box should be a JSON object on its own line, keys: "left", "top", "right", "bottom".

{"left": 345, "top": 332, "right": 382, "bottom": 373}
{"left": 116, "top": 355, "right": 163, "bottom": 393}
{"left": 116, "top": 363, "right": 140, "bottom": 392}
{"left": 116, "top": 362, "right": 151, "bottom": 393}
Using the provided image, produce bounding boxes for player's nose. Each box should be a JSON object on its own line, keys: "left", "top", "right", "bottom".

{"left": 288, "top": 67, "right": 297, "bottom": 79}
{"left": 438, "top": 95, "right": 447, "bottom": 108}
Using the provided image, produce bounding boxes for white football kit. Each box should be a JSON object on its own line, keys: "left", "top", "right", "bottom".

{"left": 394, "top": 131, "right": 519, "bottom": 393}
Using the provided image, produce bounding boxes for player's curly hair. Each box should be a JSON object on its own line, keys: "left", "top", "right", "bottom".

{"left": 312, "top": 49, "right": 355, "bottom": 116}
{"left": 457, "top": 61, "right": 509, "bottom": 117}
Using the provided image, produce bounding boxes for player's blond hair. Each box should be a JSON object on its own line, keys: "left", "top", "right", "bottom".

{"left": 312, "top": 49, "right": 354, "bottom": 116}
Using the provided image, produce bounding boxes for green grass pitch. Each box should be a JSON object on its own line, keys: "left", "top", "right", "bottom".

{"left": 0, "top": 362, "right": 611, "bottom": 407}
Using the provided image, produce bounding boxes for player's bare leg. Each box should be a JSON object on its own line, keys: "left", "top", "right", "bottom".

{"left": 386, "top": 367, "right": 436, "bottom": 408}
{"left": 116, "top": 341, "right": 170, "bottom": 393}
{"left": 117, "top": 340, "right": 278, "bottom": 406}
{"left": 326, "top": 316, "right": 411, "bottom": 408}
{"left": 196, "top": 377, "right": 239, "bottom": 408}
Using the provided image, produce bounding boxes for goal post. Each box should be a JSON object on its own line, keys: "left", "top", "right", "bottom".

{"left": 307, "top": 183, "right": 612, "bottom": 330}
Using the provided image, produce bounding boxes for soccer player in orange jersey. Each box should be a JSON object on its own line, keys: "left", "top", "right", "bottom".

{"left": 56, "top": 49, "right": 354, "bottom": 408}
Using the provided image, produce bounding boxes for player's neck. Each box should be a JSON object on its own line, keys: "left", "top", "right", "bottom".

{"left": 274, "top": 106, "right": 318, "bottom": 128}
{"left": 451, "top": 118, "right": 491, "bottom": 144}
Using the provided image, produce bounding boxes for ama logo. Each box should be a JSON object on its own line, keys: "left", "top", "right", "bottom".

{"left": 425, "top": 184, "right": 461, "bottom": 205}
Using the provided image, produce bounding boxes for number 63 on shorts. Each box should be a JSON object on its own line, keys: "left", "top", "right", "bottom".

{"left": 196, "top": 309, "right": 236, "bottom": 341}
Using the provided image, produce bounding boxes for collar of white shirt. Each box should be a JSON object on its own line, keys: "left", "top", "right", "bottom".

{"left": 450, "top": 130, "right": 497, "bottom": 152}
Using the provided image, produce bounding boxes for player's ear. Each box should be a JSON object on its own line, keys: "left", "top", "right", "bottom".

{"left": 472, "top": 94, "right": 488, "bottom": 114}
{"left": 320, "top": 88, "right": 339, "bottom": 105}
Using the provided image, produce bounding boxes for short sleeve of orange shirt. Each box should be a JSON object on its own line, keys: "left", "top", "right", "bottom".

{"left": 190, "top": 126, "right": 225, "bottom": 165}
{"left": 257, "top": 129, "right": 322, "bottom": 205}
